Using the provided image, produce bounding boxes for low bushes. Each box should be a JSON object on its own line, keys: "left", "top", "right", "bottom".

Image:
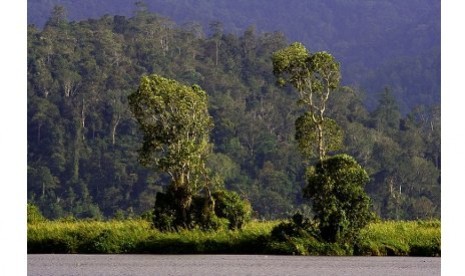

{"left": 152, "top": 189, "right": 252, "bottom": 231}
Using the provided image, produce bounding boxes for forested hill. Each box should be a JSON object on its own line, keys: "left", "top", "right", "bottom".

{"left": 27, "top": 8, "right": 440, "bottom": 221}
{"left": 27, "top": 0, "right": 440, "bottom": 112}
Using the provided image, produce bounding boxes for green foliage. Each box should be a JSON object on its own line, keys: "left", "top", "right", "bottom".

{"left": 272, "top": 42, "right": 312, "bottom": 90}
{"left": 271, "top": 212, "right": 317, "bottom": 241}
{"left": 274, "top": 42, "right": 374, "bottom": 246}
{"left": 27, "top": 219, "right": 440, "bottom": 256}
{"left": 27, "top": 219, "right": 150, "bottom": 253}
{"left": 27, "top": 203, "right": 46, "bottom": 224}
{"left": 309, "top": 52, "right": 341, "bottom": 91}
{"left": 272, "top": 43, "right": 341, "bottom": 100}
{"left": 356, "top": 220, "right": 440, "bottom": 256}
{"left": 152, "top": 189, "right": 251, "bottom": 231}
{"left": 152, "top": 192, "right": 178, "bottom": 231}
{"left": 272, "top": 43, "right": 341, "bottom": 161}
{"left": 212, "top": 190, "right": 252, "bottom": 230}
{"left": 153, "top": 190, "right": 227, "bottom": 231}
{"left": 27, "top": 219, "right": 274, "bottom": 254}
{"left": 295, "top": 113, "right": 343, "bottom": 158}
{"left": 371, "top": 88, "right": 401, "bottom": 134}
{"left": 304, "top": 154, "right": 376, "bottom": 243}
{"left": 128, "top": 75, "right": 213, "bottom": 189}
{"left": 129, "top": 75, "right": 218, "bottom": 229}
{"left": 27, "top": 8, "right": 440, "bottom": 221}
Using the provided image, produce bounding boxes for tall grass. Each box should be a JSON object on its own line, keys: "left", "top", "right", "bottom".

{"left": 27, "top": 219, "right": 440, "bottom": 256}
{"left": 356, "top": 220, "right": 441, "bottom": 256}
{"left": 27, "top": 220, "right": 152, "bottom": 253}
{"left": 27, "top": 219, "right": 280, "bottom": 254}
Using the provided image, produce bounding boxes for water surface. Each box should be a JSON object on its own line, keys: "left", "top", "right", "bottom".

{"left": 28, "top": 254, "right": 440, "bottom": 276}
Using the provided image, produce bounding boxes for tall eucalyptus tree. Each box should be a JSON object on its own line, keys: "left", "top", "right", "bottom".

{"left": 128, "top": 74, "right": 214, "bottom": 224}
{"left": 272, "top": 42, "right": 342, "bottom": 162}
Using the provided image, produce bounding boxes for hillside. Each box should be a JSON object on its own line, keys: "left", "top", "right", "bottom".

{"left": 27, "top": 9, "right": 440, "bottom": 220}
{"left": 27, "top": 0, "right": 440, "bottom": 111}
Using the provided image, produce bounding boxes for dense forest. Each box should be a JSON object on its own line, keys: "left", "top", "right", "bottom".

{"left": 28, "top": 0, "right": 440, "bottom": 112}
{"left": 27, "top": 4, "right": 440, "bottom": 220}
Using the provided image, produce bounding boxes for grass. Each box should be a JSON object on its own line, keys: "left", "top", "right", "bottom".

{"left": 356, "top": 220, "right": 441, "bottom": 256}
{"left": 27, "top": 219, "right": 152, "bottom": 253}
{"left": 27, "top": 219, "right": 279, "bottom": 254}
{"left": 27, "top": 219, "right": 440, "bottom": 256}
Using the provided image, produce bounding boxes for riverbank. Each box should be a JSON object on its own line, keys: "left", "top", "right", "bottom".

{"left": 27, "top": 219, "right": 440, "bottom": 256}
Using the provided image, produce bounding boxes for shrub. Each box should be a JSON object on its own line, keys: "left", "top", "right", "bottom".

{"left": 271, "top": 212, "right": 317, "bottom": 241}
{"left": 212, "top": 190, "right": 252, "bottom": 230}
{"left": 152, "top": 192, "right": 178, "bottom": 231}
{"left": 304, "top": 154, "right": 376, "bottom": 243}
{"left": 152, "top": 189, "right": 251, "bottom": 231}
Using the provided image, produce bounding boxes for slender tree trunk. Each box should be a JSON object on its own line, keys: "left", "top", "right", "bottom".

{"left": 215, "top": 40, "right": 219, "bottom": 66}
{"left": 111, "top": 115, "right": 120, "bottom": 145}
{"left": 317, "top": 123, "right": 324, "bottom": 162}
{"left": 80, "top": 98, "right": 86, "bottom": 141}
{"left": 72, "top": 119, "right": 82, "bottom": 182}
{"left": 37, "top": 123, "right": 42, "bottom": 144}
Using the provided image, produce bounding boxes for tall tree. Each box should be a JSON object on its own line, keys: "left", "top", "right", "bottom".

{"left": 272, "top": 42, "right": 342, "bottom": 162}
{"left": 371, "top": 88, "right": 401, "bottom": 135}
{"left": 128, "top": 74, "right": 214, "bottom": 224}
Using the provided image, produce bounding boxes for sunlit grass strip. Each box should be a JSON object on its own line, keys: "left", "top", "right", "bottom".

{"left": 357, "top": 220, "right": 440, "bottom": 256}
{"left": 28, "top": 219, "right": 439, "bottom": 256}
{"left": 27, "top": 220, "right": 152, "bottom": 253}
{"left": 27, "top": 219, "right": 280, "bottom": 254}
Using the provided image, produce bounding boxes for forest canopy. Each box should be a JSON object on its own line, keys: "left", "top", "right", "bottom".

{"left": 28, "top": 0, "right": 440, "bottom": 112}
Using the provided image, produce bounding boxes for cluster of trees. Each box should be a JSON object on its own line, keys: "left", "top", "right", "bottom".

{"left": 27, "top": 7, "right": 440, "bottom": 220}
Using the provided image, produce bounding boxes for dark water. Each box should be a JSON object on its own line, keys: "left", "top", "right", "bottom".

{"left": 28, "top": 254, "right": 440, "bottom": 276}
